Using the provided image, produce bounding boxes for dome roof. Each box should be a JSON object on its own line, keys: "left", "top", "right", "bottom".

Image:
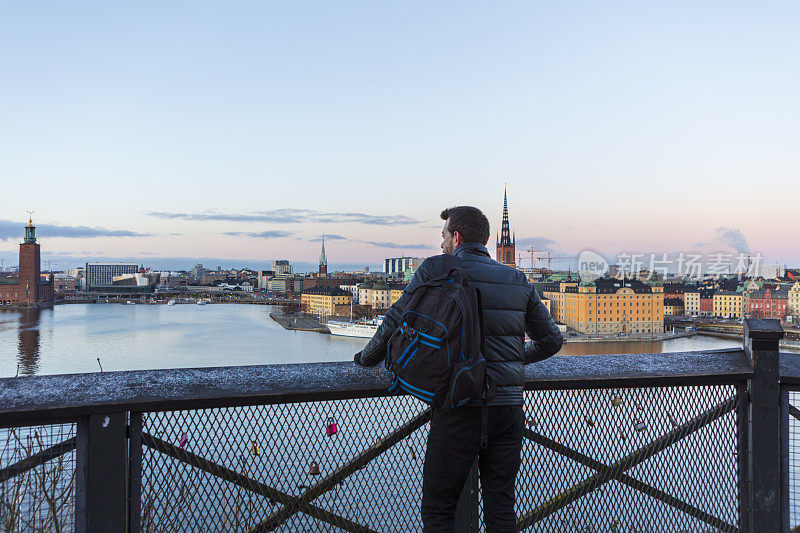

{"left": 372, "top": 282, "right": 390, "bottom": 290}
{"left": 358, "top": 282, "right": 373, "bottom": 289}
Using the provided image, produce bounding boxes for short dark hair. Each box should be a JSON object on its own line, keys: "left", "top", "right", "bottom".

{"left": 440, "top": 206, "right": 490, "bottom": 245}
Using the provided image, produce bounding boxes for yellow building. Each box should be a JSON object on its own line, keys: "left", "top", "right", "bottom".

{"left": 369, "top": 281, "right": 392, "bottom": 309}
{"left": 712, "top": 291, "right": 743, "bottom": 318}
{"left": 540, "top": 297, "right": 551, "bottom": 314}
{"left": 543, "top": 279, "right": 664, "bottom": 334}
{"left": 301, "top": 287, "right": 352, "bottom": 316}
{"left": 664, "top": 298, "right": 685, "bottom": 316}
{"left": 789, "top": 282, "right": 800, "bottom": 323}
{"left": 539, "top": 281, "right": 576, "bottom": 324}
{"left": 357, "top": 280, "right": 407, "bottom": 310}
{"left": 684, "top": 292, "right": 701, "bottom": 316}
{"left": 391, "top": 288, "right": 404, "bottom": 307}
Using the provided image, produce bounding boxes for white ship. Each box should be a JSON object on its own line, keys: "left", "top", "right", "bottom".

{"left": 327, "top": 317, "right": 383, "bottom": 338}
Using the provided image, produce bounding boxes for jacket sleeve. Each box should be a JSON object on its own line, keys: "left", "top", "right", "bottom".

{"left": 523, "top": 284, "right": 564, "bottom": 364}
{"left": 356, "top": 258, "right": 436, "bottom": 367}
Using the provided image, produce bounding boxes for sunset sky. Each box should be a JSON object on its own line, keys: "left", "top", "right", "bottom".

{"left": 1, "top": 1, "right": 798, "bottom": 271}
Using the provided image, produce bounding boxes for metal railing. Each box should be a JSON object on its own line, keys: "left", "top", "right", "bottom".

{"left": 0, "top": 319, "right": 796, "bottom": 532}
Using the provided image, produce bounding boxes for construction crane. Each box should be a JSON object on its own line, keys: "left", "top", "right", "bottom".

{"left": 532, "top": 251, "right": 578, "bottom": 271}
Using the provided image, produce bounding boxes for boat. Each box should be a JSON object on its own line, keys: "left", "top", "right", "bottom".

{"left": 197, "top": 299, "right": 208, "bottom": 305}
{"left": 126, "top": 301, "right": 135, "bottom": 305}
{"left": 167, "top": 300, "right": 175, "bottom": 306}
{"left": 327, "top": 316, "right": 383, "bottom": 338}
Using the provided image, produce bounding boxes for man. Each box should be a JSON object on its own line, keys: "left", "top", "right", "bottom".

{"left": 355, "top": 205, "right": 563, "bottom": 532}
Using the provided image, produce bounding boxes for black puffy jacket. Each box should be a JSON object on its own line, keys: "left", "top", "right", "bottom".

{"left": 356, "top": 243, "right": 564, "bottom": 405}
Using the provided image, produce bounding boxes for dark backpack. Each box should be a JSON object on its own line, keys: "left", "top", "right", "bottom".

{"left": 386, "top": 254, "right": 486, "bottom": 410}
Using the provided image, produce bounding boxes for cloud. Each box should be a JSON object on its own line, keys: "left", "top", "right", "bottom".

{"left": 222, "top": 231, "right": 292, "bottom": 239}
{"left": 0, "top": 220, "right": 150, "bottom": 240}
{"left": 694, "top": 241, "right": 710, "bottom": 247}
{"left": 148, "top": 209, "right": 421, "bottom": 226}
{"left": 714, "top": 227, "right": 750, "bottom": 253}
{"left": 309, "top": 234, "right": 347, "bottom": 242}
{"left": 363, "top": 241, "right": 434, "bottom": 250}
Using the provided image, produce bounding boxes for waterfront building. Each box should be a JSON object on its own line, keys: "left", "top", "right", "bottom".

{"left": 789, "top": 282, "right": 800, "bottom": 323}
{"left": 0, "top": 219, "right": 54, "bottom": 306}
{"left": 301, "top": 286, "right": 351, "bottom": 316}
{"left": 496, "top": 187, "right": 516, "bottom": 268}
{"left": 745, "top": 287, "right": 788, "bottom": 321}
{"left": 663, "top": 283, "right": 689, "bottom": 301}
{"left": 699, "top": 289, "right": 716, "bottom": 317}
{"left": 357, "top": 281, "right": 373, "bottom": 306}
{"left": 52, "top": 273, "right": 78, "bottom": 293}
{"left": 684, "top": 291, "right": 700, "bottom": 316}
{"left": 357, "top": 280, "right": 407, "bottom": 310}
{"left": 664, "top": 298, "right": 685, "bottom": 316}
{"left": 712, "top": 291, "right": 743, "bottom": 318}
{"left": 541, "top": 279, "right": 664, "bottom": 334}
{"left": 157, "top": 272, "right": 187, "bottom": 288}
{"left": 272, "top": 260, "right": 293, "bottom": 275}
{"left": 369, "top": 281, "right": 391, "bottom": 309}
{"left": 384, "top": 257, "right": 425, "bottom": 277}
{"left": 85, "top": 262, "right": 138, "bottom": 291}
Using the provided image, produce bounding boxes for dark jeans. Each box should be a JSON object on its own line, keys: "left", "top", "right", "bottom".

{"left": 421, "top": 405, "right": 523, "bottom": 532}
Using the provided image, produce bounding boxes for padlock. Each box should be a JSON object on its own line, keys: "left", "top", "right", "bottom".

{"left": 251, "top": 441, "right": 261, "bottom": 456}
{"left": 179, "top": 432, "right": 188, "bottom": 448}
{"left": 309, "top": 460, "right": 320, "bottom": 476}
{"left": 634, "top": 418, "right": 647, "bottom": 432}
{"left": 325, "top": 417, "right": 338, "bottom": 437}
{"left": 583, "top": 415, "right": 594, "bottom": 427}
{"left": 611, "top": 396, "right": 623, "bottom": 407}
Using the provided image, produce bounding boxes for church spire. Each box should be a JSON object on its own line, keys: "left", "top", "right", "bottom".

{"left": 318, "top": 235, "right": 328, "bottom": 276}
{"left": 495, "top": 185, "right": 516, "bottom": 267}
{"left": 499, "top": 185, "right": 512, "bottom": 247}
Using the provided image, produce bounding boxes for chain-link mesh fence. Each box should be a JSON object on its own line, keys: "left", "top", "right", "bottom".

{"left": 138, "top": 385, "right": 740, "bottom": 532}
{"left": 0, "top": 423, "right": 76, "bottom": 532}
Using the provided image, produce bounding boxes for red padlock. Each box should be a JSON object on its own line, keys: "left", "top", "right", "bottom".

{"left": 325, "top": 417, "right": 338, "bottom": 437}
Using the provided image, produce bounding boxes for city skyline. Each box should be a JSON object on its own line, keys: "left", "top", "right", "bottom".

{"left": 1, "top": 2, "right": 798, "bottom": 269}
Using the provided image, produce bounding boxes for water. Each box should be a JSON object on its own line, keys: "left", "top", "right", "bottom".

{"left": 0, "top": 303, "right": 746, "bottom": 378}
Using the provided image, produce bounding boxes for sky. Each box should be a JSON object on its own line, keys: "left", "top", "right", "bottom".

{"left": 1, "top": 1, "right": 798, "bottom": 272}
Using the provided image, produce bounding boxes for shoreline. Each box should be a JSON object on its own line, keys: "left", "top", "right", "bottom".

{"left": 562, "top": 331, "right": 697, "bottom": 344}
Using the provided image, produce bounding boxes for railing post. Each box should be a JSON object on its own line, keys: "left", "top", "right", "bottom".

{"left": 743, "top": 318, "right": 784, "bottom": 532}
{"left": 75, "top": 412, "right": 128, "bottom": 533}
{"left": 128, "top": 412, "right": 143, "bottom": 533}
{"left": 737, "top": 382, "right": 752, "bottom": 531}
{"left": 455, "top": 460, "right": 479, "bottom": 532}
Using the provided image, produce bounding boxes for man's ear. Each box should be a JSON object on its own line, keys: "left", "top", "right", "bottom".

{"left": 453, "top": 230, "right": 463, "bottom": 246}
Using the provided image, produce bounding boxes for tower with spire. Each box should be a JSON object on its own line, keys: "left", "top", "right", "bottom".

{"left": 318, "top": 235, "right": 328, "bottom": 277}
{"left": 0, "top": 215, "right": 54, "bottom": 307}
{"left": 496, "top": 186, "right": 516, "bottom": 267}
